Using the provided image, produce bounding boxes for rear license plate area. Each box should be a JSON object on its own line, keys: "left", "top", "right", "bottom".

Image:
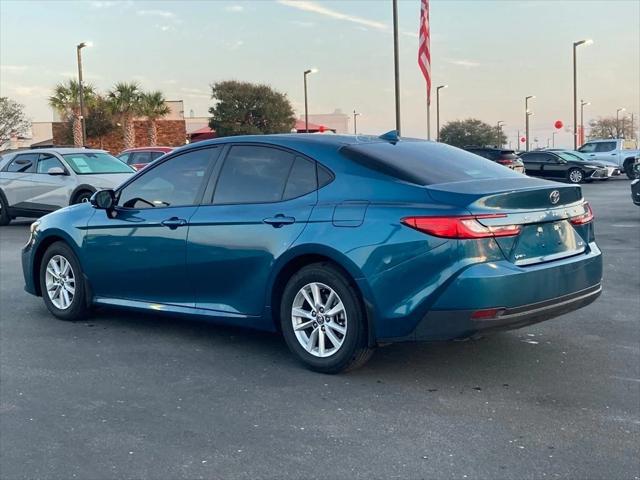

{"left": 511, "top": 221, "right": 586, "bottom": 266}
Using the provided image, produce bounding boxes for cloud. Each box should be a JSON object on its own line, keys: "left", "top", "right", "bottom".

{"left": 225, "top": 5, "right": 244, "bottom": 12}
{"left": 90, "top": 0, "right": 116, "bottom": 7}
{"left": 278, "top": 1, "right": 416, "bottom": 38}
{"left": 446, "top": 59, "right": 480, "bottom": 68}
{"left": 178, "top": 87, "right": 210, "bottom": 99}
{"left": 137, "top": 9, "right": 175, "bottom": 18}
{"left": 291, "top": 20, "right": 314, "bottom": 28}
{"left": 0, "top": 65, "right": 28, "bottom": 73}
{"left": 163, "top": 79, "right": 178, "bottom": 85}
{"left": 3, "top": 83, "right": 50, "bottom": 98}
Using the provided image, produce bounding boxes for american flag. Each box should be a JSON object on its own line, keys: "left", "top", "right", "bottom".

{"left": 418, "top": 0, "right": 431, "bottom": 105}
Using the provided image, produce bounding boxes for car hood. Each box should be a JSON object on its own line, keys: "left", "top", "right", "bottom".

{"left": 79, "top": 172, "right": 133, "bottom": 189}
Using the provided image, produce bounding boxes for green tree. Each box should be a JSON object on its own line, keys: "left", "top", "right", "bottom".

{"left": 588, "top": 116, "right": 637, "bottom": 141}
{"left": 439, "top": 118, "right": 507, "bottom": 148}
{"left": 139, "top": 91, "right": 170, "bottom": 146}
{"left": 108, "top": 82, "right": 142, "bottom": 149}
{"left": 48, "top": 80, "right": 96, "bottom": 147}
{"left": 208, "top": 80, "right": 295, "bottom": 137}
{"left": 86, "top": 95, "right": 116, "bottom": 149}
{"left": 0, "top": 97, "right": 30, "bottom": 148}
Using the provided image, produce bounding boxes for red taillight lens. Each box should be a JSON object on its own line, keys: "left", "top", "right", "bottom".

{"left": 570, "top": 202, "right": 594, "bottom": 225}
{"left": 497, "top": 159, "right": 513, "bottom": 165}
{"left": 401, "top": 214, "right": 521, "bottom": 239}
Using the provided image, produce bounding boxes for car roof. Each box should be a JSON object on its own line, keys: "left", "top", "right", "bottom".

{"left": 121, "top": 146, "right": 174, "bottom": 153}
{"left": 181, "top": 133, "right": 388, "bottom": 149}
{"left": 8, "top": 147, "right": 108, "bottom": 155}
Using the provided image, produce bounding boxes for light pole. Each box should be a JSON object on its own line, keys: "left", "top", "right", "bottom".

{"left": 580, "top": 99, "right": 590, "bottom": 147}
{"left": 392, "top": 0, "right": 401, "bottom": 136}
{"left": 527, "top": 111, "right": 534, "bottom": 150}
{"left": 303, "top": 68, "right": 317, "bottom": 133}
{"left": 353, "top": 110, "right": 360, "bottom": 135}
{"left": 616, "top": 107, "right": 626, "bottom": 138}
{"left": 496, "top": 121, "right": 505, "bottom": 147}
{"left": 552, "top": 131, "right": 557, "bottom": 148}
{"left": 77, "top": 41, "right": 92, "bottom": 146}
{"left": 436, "top": 85, "right": 448, "bottom": 142}
{"left": 573, "top": 39, "right": 593, "bottom": 149}
{"left": 525, "top": 95, "right": 535, "bottom": 152}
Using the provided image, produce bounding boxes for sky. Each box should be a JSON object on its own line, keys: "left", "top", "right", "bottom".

{"left": 1, "top": 0, "right": 639, "bottom": 148}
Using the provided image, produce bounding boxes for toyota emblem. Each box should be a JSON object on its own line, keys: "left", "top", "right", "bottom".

{"left": 549, "top": 190, "right": 560, "bottom": 205}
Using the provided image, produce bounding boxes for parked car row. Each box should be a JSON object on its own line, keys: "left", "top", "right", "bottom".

{"left": 117, "top": 146, "right": 174, "bottom": 171}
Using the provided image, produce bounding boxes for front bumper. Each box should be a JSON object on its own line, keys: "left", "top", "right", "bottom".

{"left": 588, "top": 168, "right": 609, "bottom": 179}
{"left": 22, "top": 241, "right": 38, "bottom": 296}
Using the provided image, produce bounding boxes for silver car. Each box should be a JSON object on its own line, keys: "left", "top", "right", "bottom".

{"left": 0, "top": 148, "right": 134, "bottom": 225}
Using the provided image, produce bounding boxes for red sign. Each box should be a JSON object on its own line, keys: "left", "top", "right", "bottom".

{"left": 554, "top": 120, "right": 563, "bottom": 129}
{"left": 520, "top": 137, "right": 526, "bottom": 143}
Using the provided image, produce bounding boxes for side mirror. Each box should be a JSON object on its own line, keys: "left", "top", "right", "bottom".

{"left": 90, "top": 189, "right": 116, "bottom": 210}
{"left": 47, "top": 166, "right": 67, "bottom": 176}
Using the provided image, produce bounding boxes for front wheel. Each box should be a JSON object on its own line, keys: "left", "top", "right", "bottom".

{"left": 280, "top": 263, "right": 374, "bottom": 373}
{"left": 568, "top": 168, "right": 584, "bottom": 184}
{"left": 39, "top": 242, "right": 88, "bottom": 321}
{"left": 0, "top": 192, "right": 10, "bottom": 226}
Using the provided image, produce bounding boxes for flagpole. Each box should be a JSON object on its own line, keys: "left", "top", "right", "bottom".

{"left": 392, "top": 0, "right": 401, "bottom": 136}
{"left": 427, "top": 102, "right": 431, "bottom": 140}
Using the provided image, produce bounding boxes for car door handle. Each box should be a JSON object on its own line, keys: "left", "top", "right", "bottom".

{"left": 263, "top": 214, "right": 295, "bottom": 228}
{"left": 588, "top": 154, "right": 596, "bottom": 156}
{"left": 161, "top": 217, "right": 187, "bottom": 229}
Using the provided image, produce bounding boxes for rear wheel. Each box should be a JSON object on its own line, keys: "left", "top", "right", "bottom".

{"left": 280, "top": 263, "right": 374, "bottom": 373}
{"left": 0, "top": 192, "right": 10, "bottom": 226}
{"left": 39, "top": 242, "right": 88, "bottom": 321}
{"left": 568, "top": 168, "right": 584, "bottom": 184}
{"left": 625, "top": 160, "right": 639, "bottom": 179}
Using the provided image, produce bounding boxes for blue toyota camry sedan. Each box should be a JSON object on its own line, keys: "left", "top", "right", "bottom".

{"left": 22, "top": 134, "right": 602, "bottom": 373}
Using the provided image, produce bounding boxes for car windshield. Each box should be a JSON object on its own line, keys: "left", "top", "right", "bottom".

{"left": 62, "top": 152, "right": 134, "bottom": 174}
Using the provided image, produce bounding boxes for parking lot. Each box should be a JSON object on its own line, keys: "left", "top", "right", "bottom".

{"left": 0, "top": 178, "right": 638, "bottom": 479}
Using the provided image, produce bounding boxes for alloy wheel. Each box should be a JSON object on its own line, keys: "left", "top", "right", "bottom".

{"left": 569, "top": 169, "right": 583, "bottom": 183}
{"left": 291, "top": 282, "right": 348, "bottom": 358}
{"left": 45, "top": 255, "right": 76, "bottom": 310}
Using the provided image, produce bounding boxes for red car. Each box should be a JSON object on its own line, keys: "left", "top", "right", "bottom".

{"left": 117, "top": 147, "right": 174, "bottom": 171}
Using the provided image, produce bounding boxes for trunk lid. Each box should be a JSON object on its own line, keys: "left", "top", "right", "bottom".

{"left": 426, "top": 177, "right": 590, "bottom": 266}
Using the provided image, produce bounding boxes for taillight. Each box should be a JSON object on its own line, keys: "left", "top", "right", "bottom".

{"left": 401, "top": 214, "right": 521, "bottom": 239}
{"left": 570, "top": 202, "right": 594, "bottom": 225}
{"left": 497, "top": 159, "right": 513, "bottom": 165}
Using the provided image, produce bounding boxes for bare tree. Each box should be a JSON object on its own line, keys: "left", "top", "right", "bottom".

{"left": 0, "top": 97, "right": 30, "bottom": 148}
{"left": 588, "top": 116, "right": 637, "bottom": 140}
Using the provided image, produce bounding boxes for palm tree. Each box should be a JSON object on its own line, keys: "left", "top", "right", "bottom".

{"left": 49, "top": 79, "right": 95, "bottom": 147}
{"left": 108, "top": 82, "right": 141, "bottom": 149}
{"left": 139, "top": 91, "right": 170, "bottom": 146}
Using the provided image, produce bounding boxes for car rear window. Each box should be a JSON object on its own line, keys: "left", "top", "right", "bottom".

{"left": 341, "top": 141, "right": 522, "bottom": 185}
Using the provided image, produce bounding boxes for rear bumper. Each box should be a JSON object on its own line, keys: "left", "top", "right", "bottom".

{"left": 375, "top": 242, "right": 602, "bottom": 343}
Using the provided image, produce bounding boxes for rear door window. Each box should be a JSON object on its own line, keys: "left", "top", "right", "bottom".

{"left": 342, "top": 141, "right": 521, "bottom": 185}
{"left": 283, "top": 156, "right": 317, "bottom": 200}
{"left": 213, "top": 146, "right": 295, "bottom": 204}
{"left": 6, "top": 153, "right": 38, "bottom": 173}
{"left": 130, "top": 151, "right": 153, "bottom": 166}
{"left": 595, "top": 142, "right": 616, "bottom": 152}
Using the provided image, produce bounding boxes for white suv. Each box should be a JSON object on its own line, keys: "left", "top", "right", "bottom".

{"left": 0, "top": 148, "right": 134, "bottom": 225}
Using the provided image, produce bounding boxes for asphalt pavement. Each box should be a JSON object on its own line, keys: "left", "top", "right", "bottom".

{"left": 1, "top": 178, "right": 638, "bottom": 479}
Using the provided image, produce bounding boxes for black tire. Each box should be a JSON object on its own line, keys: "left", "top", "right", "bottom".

{"left": 567, "top": 168, "right": 584, "bottom": 184}
{"left": 39, "top": 241, "right": 88, "bottom": 321}
{"left": 72, "top": 190, "right": 93, "bottom": 205}
{"left": 280, "top": 263, "right": 374, "bottom": 373}
{"left": 625, "top": 161, "right": 639, "bottom": 180}
{"left": 0, "top": 191, "right": 10, "bottom": 226}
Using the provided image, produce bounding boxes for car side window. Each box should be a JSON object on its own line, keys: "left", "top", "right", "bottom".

{"left": 37, "top": 154, "right": 65, "bottom": 174}
{"left": 117, "top": 153, "right": 130, "bottom": 164}
{"left": 129, "top": 151, "right": 152, "bottom": 165}
{"left": 213, "top": 146, "right": 295, "bottom": 204}
{"left": 150, "top": 151, "right": 165, "bottom": 161}
{"left": 595, "top": 142, "right": 616, "bottom": 152}
{"left": 578, "top": 143, "right": 597, "bottom": 153}
{"left": 6, "top": 153, "right": 38, "bottom": 173}
{"left": 118, "top": 147, "right": 218, "bottom": 209}
{"left": 283, "top": 156, "right": 317, "bottom": 200}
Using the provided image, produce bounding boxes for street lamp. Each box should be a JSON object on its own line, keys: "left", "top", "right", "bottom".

{"left": 573, "top": 39, "right": 593, "bottom": 149}
{"left": 616, "top": 107, "right": 626, "bottom": 138}
{"left": 436, "top": 84, "right": 448, "bottom": 142}
{"left": 77, "top": 41, "right": 92, "bottom": 146}
{"left": 552, "top": 131, "right": 558, "bottom": 148}
{"left": 353, "top": 110, "right": 361, "bottom": 135}
{"left": 303, "top": 68, "right": 318, "bottom": 133}
{"left": 525, "top": 95, "right": 535, "bottom": 152}
{"left": 580, "top": 100, "right": 590, "bottom": 147}
{"left": 496, "top": 121, "right": 505, "bottom": 147}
